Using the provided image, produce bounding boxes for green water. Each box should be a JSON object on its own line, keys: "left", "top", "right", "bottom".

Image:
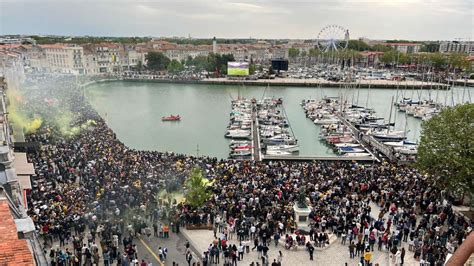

{"left": 86, "top": 81, "right": 472, "bottom": 159}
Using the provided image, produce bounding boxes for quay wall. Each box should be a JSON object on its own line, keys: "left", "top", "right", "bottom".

{"left": 82, "top": 77, "right": 452, "bottom": 90}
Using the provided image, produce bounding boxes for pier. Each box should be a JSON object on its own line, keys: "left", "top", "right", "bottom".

{"left": 337, "top": 115, "right": 399, "bottom": 162}
{"left": 115, "top": 77, "right": 452, "bottom": 90}
{"left": 262, "top": 155, "right": 376, "bottom": 161}
{"left": 251, "top": 103, "right": 261, "bottom": 161}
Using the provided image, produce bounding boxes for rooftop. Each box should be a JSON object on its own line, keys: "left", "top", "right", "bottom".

{"left": 0, "top": 196, "right": 35, "bottom": 266}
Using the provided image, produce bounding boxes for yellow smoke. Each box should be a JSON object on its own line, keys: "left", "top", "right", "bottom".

{"left": 6, "top": 89, "right": 43, "bottom": 133}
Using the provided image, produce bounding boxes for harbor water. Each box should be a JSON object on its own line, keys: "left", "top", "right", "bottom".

{"left": 86, "top": 81, "right": 472, "bottom": 159}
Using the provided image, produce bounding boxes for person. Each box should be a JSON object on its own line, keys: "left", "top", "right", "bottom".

{"left": 391, "top": 246, "right": 398, "bottom": 263}
{"left": 401, "top": 247, "right": 405, "bottom": 265}
{"left": 153, "top": 223, "right": 158, "bottom": 237}
{"left": 349, "top": 242, "right": 355, "bottom": 259}
{"left": 202, "top": 251, "right": 208, "bottom": 266}
{"left": 307, "top": 242, "right": 315, "bottom": 261}
{"left": 238, "top": 243, "right": 244, "bottom": 260}
{"left": 395, "top": 249, "right": 402, "bottom": 266}
{"left": 271, "top": 259, "right": 279, "bottom": 266}
{"left": 163, "top": 224, "right": 170, "bottom": 238}
{"left": 273, "top": 232, "right": 280, "bottom": 247}
{"left": 277, "top": 250, "right": 283, "bottom": 265}
{"left": 364, "top": 249, "right": 372, "bottom": 266}
{"left": 186, "top": 251, "right": 193, "bottom": 266}
{"left": 141, "top": 259, "right": 148, "bottom": 266}
{"left": 158, "top": 247, "right": 163, "bottom": 261}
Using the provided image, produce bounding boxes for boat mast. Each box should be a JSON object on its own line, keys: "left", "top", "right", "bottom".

{"left": 387, "top": 96, "right": 394, "bottom": 134}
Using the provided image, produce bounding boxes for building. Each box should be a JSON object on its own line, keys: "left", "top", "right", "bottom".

{"left": 357, "top": 51, "right": 384, "bottom": 67}
{"left": 41, "top": 44, "right": 85, "bottom": 74}
{"left": 0, "top": 192, "right": 35, "bottom": 266}
{"left": 439, "top": 41, "right": 474, "bottom": 54}
{"left": 93, "top": 43, "right": 121, "bottom": 73}
{"left": 384, "top": 43, "right": 421, "bottom": 54}
{"left": 163, "top": 46, "right": 211, "bottom": 62}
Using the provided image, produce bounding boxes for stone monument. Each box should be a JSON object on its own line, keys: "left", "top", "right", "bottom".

{"left": 293, "top": 186, "right": 311, "bottom": 231}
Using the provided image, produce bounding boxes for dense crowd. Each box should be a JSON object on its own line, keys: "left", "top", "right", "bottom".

{"left": 19, "top": 74, "right": 471, "bottom": 266}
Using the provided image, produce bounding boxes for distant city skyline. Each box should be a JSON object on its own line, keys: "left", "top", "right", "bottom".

{"left": 0, "top": 0, "right": 472, "bottom": 41}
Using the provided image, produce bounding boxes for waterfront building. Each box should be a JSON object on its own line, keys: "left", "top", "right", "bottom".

{"left": 439, "top": 41, "right": 474, "bottom": 54}
{"left": 41, "top": 44, "right": 85, "bottom": 74}
{"left": 163, "top": 46, "right": 211, "bottom": 62}
{"left": 383, "top": 43, "right": 421, "bottom": 54}
{"left": 93, "top": 43, "right": 121, "bottom": 73}
{"left": 357, "top": 51, "right": 384, "bottom": 67}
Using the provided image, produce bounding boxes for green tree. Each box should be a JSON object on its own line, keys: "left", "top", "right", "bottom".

{"left": 420, "top": 42, "right": 440, "bottom": 53}
{"left": 167, "top": 59, "right": 185, "bottom": 73}
{"left": 372, "top": 44, "right": 393, "bottom": 52}
{"left": 417, "top": 104, "right": 474, "bottom": 203}
{"left": 185, "top": 168, "right": 212, "bottom": 208}
{"left": 309, "top": 48, "right": 321, "bottom": 57}
{"left": 429, "top": 53, "right": 447, "bottom": 70}
{"left": 249, "top": 64, "right": 257, "bottom": 75}
{"left": 448, "top": 53, "right": 470, "bottom": 71}
{"left": 145, "top": 52, "right": 170, "bottom": 71}
{"left": 288, "top": 48, "right": 300, "bottom": 58}
{"left": 347, "top": 40, "right": 371, "bottom": 51}
{"left": 136, "top": 60, "right": 144, "bottom": 71}
{"left": 186, "top": 55, "right": 208, "bottom": 72}
{"left": 380, "top": 50, "right": 398, "bottom": 65}
{"left": 206, "top": 53, "right": 235, "bottom": 75}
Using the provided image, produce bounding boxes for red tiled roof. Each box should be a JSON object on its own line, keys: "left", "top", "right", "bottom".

{"left": 39, "top": 44, "right": 67, "bottom": 49}
{"left": 0, "top": 44, "right": 22, "bottom": 50}
{"left": 0, "top": 200, "right": 35, "bottom": 266}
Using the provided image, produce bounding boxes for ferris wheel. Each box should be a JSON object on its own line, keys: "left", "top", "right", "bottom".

{"left": 316, "top": 25, "right": 350, "bottom": 52}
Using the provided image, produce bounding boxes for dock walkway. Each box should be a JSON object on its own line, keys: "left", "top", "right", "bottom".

{"left": 251, "top": 103, "right": 261, "bottom": 161}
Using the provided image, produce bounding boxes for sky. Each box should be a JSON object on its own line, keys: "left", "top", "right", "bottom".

{"left": 0, "top": 0, "right": 472, "bottom": 40}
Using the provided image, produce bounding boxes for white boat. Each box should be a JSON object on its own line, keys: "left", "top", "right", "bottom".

{"left": 229, "top": 140, "right": 250, "bottom": 146}
{"left": 229, "top": 150, "right": 252, "bottom": 157}
{"left": 314, "top": 118, "right": 339, "bottom": 125}
{"left": 266, "top": 144, "right": 300, "bottom": 153}
{"left": 342, "top": 152, "right": 372, "bottom": 157}
{"left": 338, "top": 147, "right": 366, "bottom": 154}
{"left": 384, "top": 140, "right": 417, "bottom": 147}
{"left": 394, "top": 146, "right": 418, "bottom": 155}
{"left": 371, "top": 130, "right": 407, "bottom": 142}
{"left": 225, "top": 130, "right": 251, "bottom": 139}
{"left": 265, "top": 150, "right": 292, "bottom": 156}
{"left": 334, "top": 143, "right": 360, "bottom": 148}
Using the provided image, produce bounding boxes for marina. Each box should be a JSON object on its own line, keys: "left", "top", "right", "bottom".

{"left": 301, "top": 95, "right": 419, "bottom": 162}
{"left": 86, "top": 81, "right": 472, "bottom": 159}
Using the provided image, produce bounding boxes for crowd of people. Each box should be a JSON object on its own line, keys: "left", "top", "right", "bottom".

{"left": 17, "top": 74, "right": 472, "bottom": 266}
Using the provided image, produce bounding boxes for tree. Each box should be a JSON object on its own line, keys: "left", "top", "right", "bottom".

{"left": 420, "top": 42, "right": 440, "bottom": 53}
{"left": 206, "top": 53, "right": 234, "bottom": 75}
{"left": 186, "top": 55, "right": 208, "bottom": 72}
{"left": 380, "top": 50, "right": 398, "bottom": 65}
{"left": 347, "top": 40, "right": 371, "bottom": 51}
{"left": 429, "top": 53, "right": 447, "bottom": 70}
{"left": 249, "top": 64, "right": 257, "bottom": 75}
{"left": 184, "top": 168, "right": 212, "bottom": 208}
{"left": 288, "top": 48, "right": 300, "bottom": 58}
{"left": 145, "top": 52, "right": 170, "bottom": 71}
{"left": 167, "top": 59, "right": 184, "bottom": 73}
{"left": 136, "top": 60, "right": 144, "bottom": 71}
{"left": 372, "top": 44, "right": 393, "bottom": 52}
{"left": 448, "top": 53, "right": 470, "bottom": 72}
{"left": 416, "top": 104, "right": 474, "bottom": 203}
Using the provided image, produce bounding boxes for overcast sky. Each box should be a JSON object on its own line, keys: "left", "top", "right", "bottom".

{"left": 0, "top": 0, "right": 472, "bottom": 40}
